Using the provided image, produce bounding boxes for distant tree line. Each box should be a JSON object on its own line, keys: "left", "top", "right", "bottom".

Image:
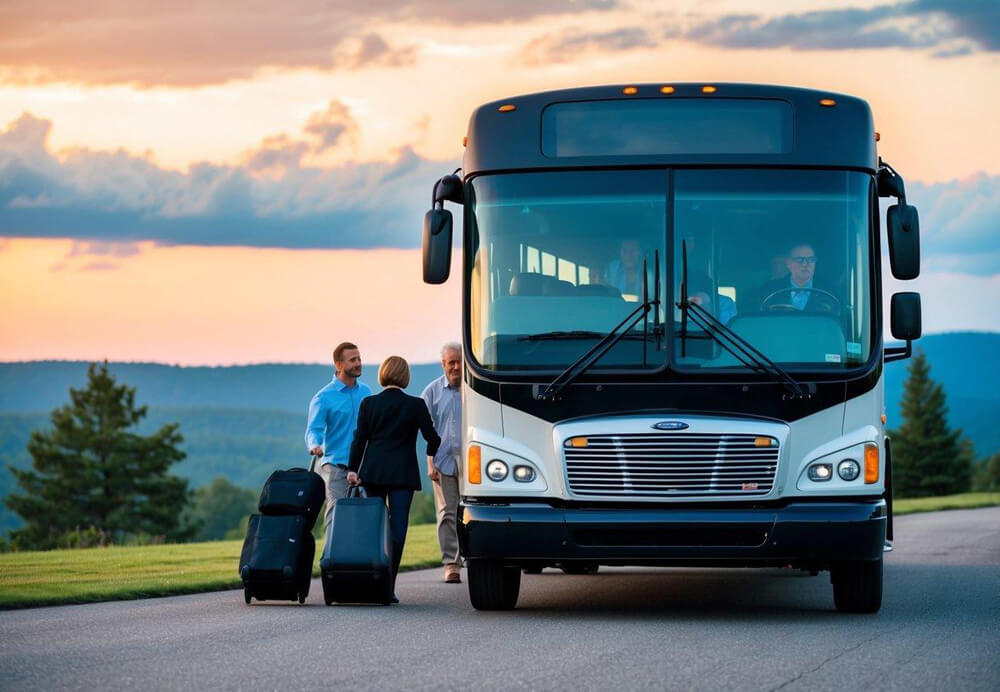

{"left": 891, "top": 350, "right": 998, "bottom": 497}
{"left": 1, "top": 363, "right": 436, "bottom": 551}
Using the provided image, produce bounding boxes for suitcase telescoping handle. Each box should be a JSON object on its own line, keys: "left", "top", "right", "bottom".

{"left": 310, "top": 454, "right": 320, "bottom": 473}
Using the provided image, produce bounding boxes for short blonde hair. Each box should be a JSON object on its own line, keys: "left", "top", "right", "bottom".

{"left": 378, "top": 355, "right": 410, "bottom": 388}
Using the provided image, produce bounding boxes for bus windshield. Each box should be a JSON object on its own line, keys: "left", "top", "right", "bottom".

{"left": 467, "top": 169, "right": 873, "bottom": 373}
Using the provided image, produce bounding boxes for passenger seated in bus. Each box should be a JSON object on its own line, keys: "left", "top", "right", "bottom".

{"left": 604, "top": 238, "right": 645, "bottom": 297}
{"left": 752, "top": 242, "right": 839, "bottom": 313}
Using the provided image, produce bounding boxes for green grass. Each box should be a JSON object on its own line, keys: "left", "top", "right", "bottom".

{"left": 0, "top": 523, "right": 441, "bottom": 610}
{"left": 894, "top": 492, "right": 1000, "bottom": 516}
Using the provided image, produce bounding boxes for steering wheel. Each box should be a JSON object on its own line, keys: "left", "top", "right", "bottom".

{"left": 760, "top": 287, "right": 841, "bottom": 314}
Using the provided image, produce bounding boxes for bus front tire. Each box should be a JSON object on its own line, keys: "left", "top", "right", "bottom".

{"left": 468, "top": 560, "right": 521, "bottom": 610}
{"left": 831, "top": 557, "right": 882, "bottom": 613}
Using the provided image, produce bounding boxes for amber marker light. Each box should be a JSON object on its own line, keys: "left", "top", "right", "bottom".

{"left": 755, "top": 437, "right": 776, "bottom": 447}
{"left": 468, "top": 445, "right": 482, "bottom": 484}
{"left": 864, "top": 443, "right": 880, "bottom": 484}
{"left": 566, "top": 437, "right": 589, "bottom": 448}
{"left": 498, "top": 104, "right": 516, "bottom": 112}
{"left": 702, "top": 85, "right": 717, "bottom": 94}
{"left": 660, "top": 85, "right": 675, "bottom": 94}
{"left": 819, "top": 98, "right": 836, "bottom": 107}
{"left": 875, "top": 132, "right": 881, "bottom": 142}
{"left": 463, "top": 136, "right": 468, "bottom": 147}
{"left": 623, "top": 86, "right": 638, "bottom": 95}
{"left": 881, "top": 414, "right": 887, "bottom": 424}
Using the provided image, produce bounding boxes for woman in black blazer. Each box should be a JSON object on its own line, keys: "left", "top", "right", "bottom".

{"left": 347, "top": 355, "right": 440, "bottom": 603}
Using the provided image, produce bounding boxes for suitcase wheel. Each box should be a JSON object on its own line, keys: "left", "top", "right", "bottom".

{"left": 244, "top": 587, "right": 252, "bottom": 605}
{"left": 298, "top": 592, "right": 306, "bottom": 605}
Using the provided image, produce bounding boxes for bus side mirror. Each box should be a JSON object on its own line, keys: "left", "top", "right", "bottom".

{"left": 890, "top": 292, "right": 921, "bottom": 341}
{"left": 423, "top": 208, "right": 453, "bottom": 284}
{"left": 887, "top": 203, "right": 920, "bottom": 280}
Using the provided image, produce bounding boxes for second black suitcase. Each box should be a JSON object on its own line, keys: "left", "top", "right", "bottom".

{"left": 320, "top": 488, "right": 393, "bottom": 606}
{"left": 239, "top": 513, "right": 315, "bottom": 604}
{"left": 257, "top": 461, "right": 326, "bottom": 526}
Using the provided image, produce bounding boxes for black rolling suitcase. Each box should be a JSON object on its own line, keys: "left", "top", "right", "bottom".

{"left": 240, "top": 456, "right": 324, "bottom": 604}
{"left": 320, "top": 485, "right": 393, "bottom": 606}
{"left": 239, "top": 513, "right": 315, "bottom": 604}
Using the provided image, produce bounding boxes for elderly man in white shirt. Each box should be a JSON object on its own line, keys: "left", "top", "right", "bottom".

{"left": 421, "top": 342, "right": 464, "bottom": 583}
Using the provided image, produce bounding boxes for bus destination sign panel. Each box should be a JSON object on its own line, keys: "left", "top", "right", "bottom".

{"left": 541, "top": 98, "right": 793, "bottom": 158}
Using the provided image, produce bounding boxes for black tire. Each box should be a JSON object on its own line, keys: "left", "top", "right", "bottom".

{"left": 298, "top": 592, "right": 306, "bottom": 604}
{"left": 832, "top": 557, "right": 883, "bottom": 613}
{"left": 244, "top": 588, "right": 252, "bottom": 605}
{"left": 468, "top": 560, "right": 521, "bottom": 610}
{"left": 560, "top": 562, "right": 599, "bottom": 575}
{"left": 324, "top": 596, "right": 334, "bottom": 606}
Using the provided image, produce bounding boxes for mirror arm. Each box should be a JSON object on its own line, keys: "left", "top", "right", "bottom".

{"left": 885, "top": 341, "right": 912, "bottom": 363}
{"left": 878, "top": 158, "right": 907, "bottom": 204}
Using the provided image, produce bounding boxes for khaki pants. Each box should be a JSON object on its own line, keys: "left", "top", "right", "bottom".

{"left": 432, "top": 472, "right": 461, "bottom": 566}
{"left": 317, "top": 462, "right": 348, "bottom": 528}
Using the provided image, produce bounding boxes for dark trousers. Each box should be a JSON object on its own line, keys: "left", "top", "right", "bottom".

{"left": 363, "top": 485, "right": 413, "bottom": 588}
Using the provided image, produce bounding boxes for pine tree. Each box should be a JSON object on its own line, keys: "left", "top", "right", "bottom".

{"left": 5, "top": 363, "right": 192, "bottom": 549}
{"left": 889, "top": 350, "right": 970, "bottom": 497}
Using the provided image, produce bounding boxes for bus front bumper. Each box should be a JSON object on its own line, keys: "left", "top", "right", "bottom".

{"left": 458, "top": 500, "right": 886, "bottom": 567}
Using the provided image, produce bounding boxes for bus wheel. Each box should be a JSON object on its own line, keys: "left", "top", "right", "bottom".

{"left": 560, "top": 562, "right": 599, "bottom": 575}
{"left": 831, "top": 557, "right": 882, "bottom": 613}
{"left": 469, "top": 560, "right": 521, "bottom": 610}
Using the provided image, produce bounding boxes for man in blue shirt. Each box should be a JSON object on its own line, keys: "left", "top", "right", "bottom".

{"left": 421, "top": 342, "right": 463, "bottom": 583}
{"left": 305, "top": 342, "right": 372, "bottom": 526}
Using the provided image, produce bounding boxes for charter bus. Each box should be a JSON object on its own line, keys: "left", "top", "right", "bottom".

{"left": 421, "top": 83, "right": 922, "bottom": 613}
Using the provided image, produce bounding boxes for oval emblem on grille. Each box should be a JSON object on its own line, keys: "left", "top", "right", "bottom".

{"left": 653, "top": 421, "right": 688, "bottom": 431}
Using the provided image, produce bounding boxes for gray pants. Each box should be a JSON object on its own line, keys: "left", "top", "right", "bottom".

{"left": 318, "top": 462, "right": 348, "bottom": 528}
{"left": 432, "top": 472, "right": 461, "bottom": 566}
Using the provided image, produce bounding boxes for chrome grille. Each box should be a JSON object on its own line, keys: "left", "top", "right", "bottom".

{"left": 564, "top": 433, "right": 778, "bottom": 497}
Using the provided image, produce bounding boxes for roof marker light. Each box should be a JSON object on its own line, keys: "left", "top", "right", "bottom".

{"left": 819, "top": 98, "right": 836, "bottom": 107}
{"left": 660, "top": 85, "right": 675, "bottom": 94}
{"left": 875, "top": 132, "right": 881, "bottom": 142}
{"left": 498, "top": 104, "right": 516, "bottom": 112}
{"left": 462, "top": 136, "right": 468, "bottom": 147}
{"left": 702, "top": 85, "right": 717, "bottom": 94}
{"left": 623, "top": 86, "right": 638, "bottom": 95}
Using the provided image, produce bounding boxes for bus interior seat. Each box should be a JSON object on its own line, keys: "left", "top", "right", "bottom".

{"left": 543, "top": 279, "right": 577, "bottom": 296}
{"left": 509, "top": 272, "right": 549, "bottom": 296}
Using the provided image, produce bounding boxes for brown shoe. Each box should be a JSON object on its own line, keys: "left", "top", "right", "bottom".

{"left": 444, "top": 565, "right": 461, "bottom": 583}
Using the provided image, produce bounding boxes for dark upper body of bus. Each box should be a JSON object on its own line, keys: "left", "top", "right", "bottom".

{"left": 434, "top": 84, "right": 915, "bottom": 424}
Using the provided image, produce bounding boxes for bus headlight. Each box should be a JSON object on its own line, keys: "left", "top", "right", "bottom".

{"left": 807, "top": 463, "right": 832, "bottom": 481}
{"left": 513, "top": 465, "right": 536, "bottom": 483}
{"left": 486, "top": 460, "right": 509, "bottom": 482}
{"left": 837, "top": 459, "right": 861, "bottom": 481}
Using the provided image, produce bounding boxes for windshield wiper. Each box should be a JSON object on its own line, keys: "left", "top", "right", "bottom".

{"left": 677, "top": 240, "right": 811, "bottom": 399}
{"left": 536, "top": 256, "right": 660, "bottom": 401}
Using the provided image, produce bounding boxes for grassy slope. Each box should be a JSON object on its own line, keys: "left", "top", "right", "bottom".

{"left": 0, "top": 523, "right": 441, "bottom": 609}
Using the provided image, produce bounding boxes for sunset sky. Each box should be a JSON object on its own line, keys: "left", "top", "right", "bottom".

{"left": 1, "top": 0, "right": 997, "bottom": 366}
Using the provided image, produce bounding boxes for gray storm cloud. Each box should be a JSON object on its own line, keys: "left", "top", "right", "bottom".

{"left": 0, "top": 112, "right": 457, "bottom": 249}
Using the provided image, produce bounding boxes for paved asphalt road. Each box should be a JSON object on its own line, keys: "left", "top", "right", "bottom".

{"left": 2, "top": 507, "right": 999, "bottom": 691}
